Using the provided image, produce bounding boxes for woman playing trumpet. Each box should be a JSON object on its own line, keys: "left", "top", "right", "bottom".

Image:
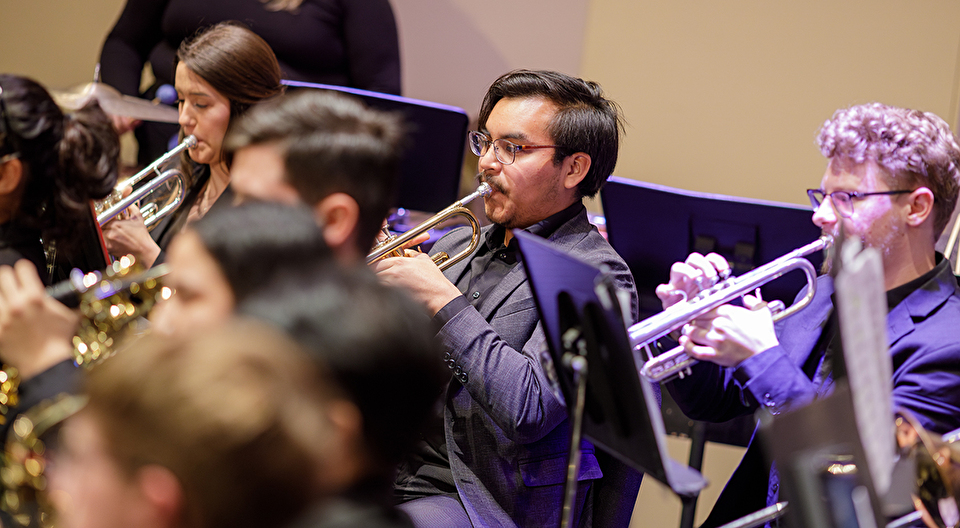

{"left": 102, "top": 22, "right": 284, "bottom": 267}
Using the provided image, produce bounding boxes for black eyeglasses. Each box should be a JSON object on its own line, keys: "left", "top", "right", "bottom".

{"left": 468, "top": 131, "right": 565, "bottom": 165}
{"left": 806, "top": 188, "right": 915, "bottom": 218}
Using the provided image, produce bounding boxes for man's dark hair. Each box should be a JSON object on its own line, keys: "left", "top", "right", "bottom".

{"left": 189, "top": 202, "right": 333, "bottom": 303}
{"left": 237, "top": 266, "right": 446, "bottom": 485}
{"left": 225, "top": 89, "right": 404, "bottom": 254}
{"left": 477, "top": 69, "right": 624, "bottom": 198}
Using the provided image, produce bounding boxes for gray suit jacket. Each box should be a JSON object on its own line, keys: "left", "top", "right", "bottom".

{"left": 430, "top": 207, "right": 638, "bottom": 527}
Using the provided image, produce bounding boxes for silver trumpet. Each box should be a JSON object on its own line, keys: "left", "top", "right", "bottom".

{"left": 96, "top": 135, "right": 197, "bottom": 229}
{"left": 634, "top": 235, "right": 833, "bottom": 382}
{"left": 367, "top": 182, "right": 492, "bottom": 271}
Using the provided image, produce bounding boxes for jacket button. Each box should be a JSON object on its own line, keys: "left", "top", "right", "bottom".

{"left": 472, "top": 291, "right": 480, "bottom": 299}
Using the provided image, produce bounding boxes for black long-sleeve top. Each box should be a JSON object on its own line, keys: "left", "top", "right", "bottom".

{"left": 99, "top": 0, "right": 402, "bottom": 96}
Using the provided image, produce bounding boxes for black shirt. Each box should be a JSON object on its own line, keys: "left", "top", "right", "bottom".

{"left": 396, "top": 201, "right": 587, "bottom": 501}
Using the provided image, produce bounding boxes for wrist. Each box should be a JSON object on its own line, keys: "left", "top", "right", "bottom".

{"left": 140, "top": 241, "right": 162, "bottom": 269}
{"left": 14, "top": 341, "right": 74, "bottom": 380}
{"left": 427, "top": 286, "right": 463, "bottom": 317}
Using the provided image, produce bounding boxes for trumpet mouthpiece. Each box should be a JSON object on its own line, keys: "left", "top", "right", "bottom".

{"left": 477, "top": 182, "right": 492, "bottom": 197}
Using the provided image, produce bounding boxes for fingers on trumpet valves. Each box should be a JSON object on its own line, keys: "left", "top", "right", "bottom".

{"left": 655, "top": 283, "right": 688, "bottom": 305}
{"left": 661, "top": 252, "right": 732, "bottom": 304}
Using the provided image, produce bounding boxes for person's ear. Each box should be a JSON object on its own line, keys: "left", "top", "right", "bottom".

{"left": 136, "top": 464, "right": 184, "bottom": 528}
{"left": 905, "top": 187, "right": 935, "bottom": 228}
{"left": 313, "top": 193, "right": 360, "bottom": 251}
{"left": 0, "top": 157, "right": 24, "bottom": 196}
{"left": 561, "top": 153, "right": 591, "bottom": 192}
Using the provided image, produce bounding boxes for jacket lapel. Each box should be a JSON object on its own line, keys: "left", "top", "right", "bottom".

{"left": 886, "top": 262, "right": 957, "bottom": 346}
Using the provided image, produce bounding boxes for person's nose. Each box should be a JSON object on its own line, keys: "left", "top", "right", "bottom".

{"left": 477, "top": 143, "right": 502, "bottom": 173}
{"left": 812, "top": 196, "right": 837, "bottom": 230}
{"left": 178, "top": 104, "right": 195, "bottom": 130}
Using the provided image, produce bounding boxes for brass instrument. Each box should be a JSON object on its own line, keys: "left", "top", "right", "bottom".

{"left": 634, "top": 235, "right": 833, "bottom": 382}
{"left": 367, "top": 182, "right": 492, "bottom": 271}
{"left": 2, "top": 394, "right": 87, "bottom": 528}
{"left": 96, "top": 135, "right": 197, "bottom": 230}
{"left": 0, "top": 259, "right": 171, "bottom": 527}
{"left": 46, "top": 256, "right": 171, "bottom": 367}
{"left": 897, "top": 411, "right": 960, "bottom": 528}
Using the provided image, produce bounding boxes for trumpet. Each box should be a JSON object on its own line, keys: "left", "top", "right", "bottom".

{"left": 634, "top": 235, "right": 833, "bottom": 382}
{"left": 367, "top": 182, "right": 492, "bottom": 271}
{"left": 96, "top": 135, "right": 197, "bottom": 229}
{"left": 46, "top": 256, "right": 171, "bottom": 367}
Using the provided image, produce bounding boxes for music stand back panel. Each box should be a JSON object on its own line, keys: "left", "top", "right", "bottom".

{"left": 283, "top": 81, "right": 469, "bottom": 213}
{"left": 515, "top": 230, "right": 707, "bottom": 497}
{"left": 601, "top": 177, "right": 823, "bottom": 319}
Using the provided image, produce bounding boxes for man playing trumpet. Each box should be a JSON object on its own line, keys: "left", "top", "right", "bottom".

{"left": 376, "top": 70, "right": 640, "bottom": 527}
{"left": 660, "top": 103, "right": 960, "bottom": 527}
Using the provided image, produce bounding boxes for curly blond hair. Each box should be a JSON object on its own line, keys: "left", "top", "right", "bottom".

{"left": 817, "top": 103, "right": 960, "bottom": 239}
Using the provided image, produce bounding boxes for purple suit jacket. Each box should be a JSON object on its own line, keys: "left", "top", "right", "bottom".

{"left": 669, "top": 257, "right": 960, "bottom": 526}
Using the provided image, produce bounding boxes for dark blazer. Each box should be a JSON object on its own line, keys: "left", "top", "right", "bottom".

{"left": 669, "top": 256, "right": 960, "bottom": 526}
{"left": 429, "top": 207, "right": 638, "bottom": 527}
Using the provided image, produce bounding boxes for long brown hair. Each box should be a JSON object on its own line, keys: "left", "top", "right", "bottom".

{"left": 175, "top": 22, "right": 284, "bottom": 178}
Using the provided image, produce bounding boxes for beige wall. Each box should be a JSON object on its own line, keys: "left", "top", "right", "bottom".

{"left": 582, "top": 0, "right": 960, "bottom": 206}
{"left": 0, "top": 0, "right": 126, "bottom": 91}
{"left": 3, "top": 2, "right": 958, "bottom": 526}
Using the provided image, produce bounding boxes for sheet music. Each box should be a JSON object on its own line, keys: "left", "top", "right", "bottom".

{"left": 834, "top": 240, "right": 895, "bottom": 495}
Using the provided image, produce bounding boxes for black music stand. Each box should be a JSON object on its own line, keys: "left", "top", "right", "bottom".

{"left": 514, "top": 230, "right": 708, "bottom": 501}
{"left": 601, "top": 177, "right": 823, "bottom": 319}
{"left": 601, "top": 177, "right": 825, "bottom": 526}
{"left": 282, "top": 81, "right": 469, "bottom": 214}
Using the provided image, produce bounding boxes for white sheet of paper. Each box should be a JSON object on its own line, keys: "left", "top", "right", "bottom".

{"left": 834, "top": 240, "right": 895, "bottom": 495}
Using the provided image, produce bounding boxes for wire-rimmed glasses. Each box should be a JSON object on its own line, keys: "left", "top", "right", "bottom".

{"left": 468, "top": 130, "right": 565, "bottom": 165}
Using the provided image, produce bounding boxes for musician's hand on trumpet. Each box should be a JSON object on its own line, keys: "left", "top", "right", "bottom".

{"left": 678, "top": 295, "right": 780, "bottom": 367}
{"left": 373, "top": 252, "right": 463, "bottom": 317}
{"left": 373, "top": 220, "right": 430, "bottom": 253}
{"left": 101, "top": 187, "right": 162, "bottom": 268}
{"left": 656, "top": 251, "right": 732, "bottom": 309}
{"left": 0, "top": 260, "right": 77, "bottom": 379}
{"left": 655, "top": 251, "right": 779, "bottom": 368}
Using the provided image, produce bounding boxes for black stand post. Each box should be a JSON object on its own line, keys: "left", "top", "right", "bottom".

{"left": 679, "top": 421, "right": 707, "bottom": 528}
{"left": 560, "top": 338, "right": 588, "bottom": 528}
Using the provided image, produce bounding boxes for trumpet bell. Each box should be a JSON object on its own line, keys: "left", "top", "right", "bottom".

{"left": 96, "top": 135, "right": 196, "bottom": 231}
{"left": 95, "top": 169, "right": 184, "bottom": 231}
{"left": 368, "top": 182, "right": 491, "bottom": 271}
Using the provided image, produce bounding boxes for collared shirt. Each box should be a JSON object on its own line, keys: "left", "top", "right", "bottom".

{"left": 433, "top": 201, "right": 586, "bottom": 327}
